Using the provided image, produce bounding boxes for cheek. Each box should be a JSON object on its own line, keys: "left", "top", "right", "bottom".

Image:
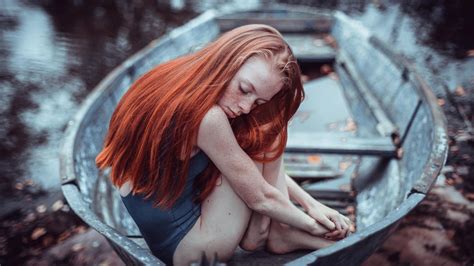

{"left": 218, "top": 91, "right": 232, "bottom": 105}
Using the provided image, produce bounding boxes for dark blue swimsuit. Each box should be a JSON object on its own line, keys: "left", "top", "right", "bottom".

{"left": 121, "top": 151, "right": 209, "bottom": 265}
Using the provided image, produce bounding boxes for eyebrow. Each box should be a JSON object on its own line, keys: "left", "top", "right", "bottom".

{"left": 244, "top": 79, "right": 270, "bottom": 102}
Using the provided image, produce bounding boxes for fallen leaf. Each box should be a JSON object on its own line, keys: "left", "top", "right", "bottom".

{"left": 61, "top": 205, "right": 70, "bottom": 212}
{"left": 36, "top": 204, "right": 47, "bottom": 213}
{"left": 323, "top": 35, "right": 337, "bottom": 48}
{"left": 339, "top": 183, "right": 351, "bottom": 192}
{"left": 14, "top": 183, "right": 24, "bottom": 190}
{"left": 313, "top": 38, "right": 325, "bottom": 47}
{"left": 92, "top": 241, "right": 100, "bottom": 248}
{"left": 58, "top": 231, "right": 72, "bottom": 242}
{"left": 301, "top": 74, "right": 309, "bottom": 83}
{"left": 339, "top": 161, "right": 351, "bottom": 171}
{"left": 328, "top": 122, "right": 338, "bottom": 130}
{"left": 42, "top": 236, "right": 54, "bottom": 247}
{"left": 346, "top": 205, "right": 355, "bottom": 214}
{"left": 465, "top": 193, "right": 474, "bottom": 201}
{"left": 51, "top": 200, "right": 64, "bottom": 212}
{"left": 31, "top": 228, "right": 47, "bottom": 240}
{"left": 99, "top": 261, "right": 111, "bottom": 266}
{"left": 450, "top": 145, "right": 459, "bottom": 152}
{"left": 343, "top": 118, "right": 357, "bottom": 131}
{"left": 24, "top": 212, "right": 36, "bottom": 222}
{"left": 307, "top": 155, "right": 321, "bottom": 164}
{"left": 454, "top": 86, "right": 466, "bottom": 96}
{"left": 445, "top": 178, "right": 454, "bottom": 185}
{"left": 72, "top": 243, "right": 84, "bottom": 252}
{"left": 446, "top": 229, "right": 456, "bottom": 239}
{"left": 328, "top": 73, "right": 339, "bottom": 80}
{"left": 456, "top": 166, "right": 469, "bottom": 176}
{"left": 76, "top": 225, "right": 87, "bottom": 234}
{"left": 437, "top": 98, "right": 445, "bottom": 106}
{"left": 320, "top": 64, "right": 332, "bottom": 74}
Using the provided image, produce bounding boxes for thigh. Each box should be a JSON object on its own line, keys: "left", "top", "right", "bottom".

{"left": 173, "top": 174, "right": 252, "bottom": 265}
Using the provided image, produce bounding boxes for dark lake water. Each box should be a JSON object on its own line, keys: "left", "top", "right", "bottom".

{"left": 1, "top": 0, "right": 473, "bottom": 209}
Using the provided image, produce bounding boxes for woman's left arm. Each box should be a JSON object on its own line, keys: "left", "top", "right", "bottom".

{"left": 285, "top": 173, "right": 354, "bottom": 239}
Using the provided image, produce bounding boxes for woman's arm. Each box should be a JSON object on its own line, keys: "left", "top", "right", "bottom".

{"left": 286, "top": 174, "right": 354, "bottom": 238}
{"left": 197, "top": 106, "right": 328, "bottom": 236}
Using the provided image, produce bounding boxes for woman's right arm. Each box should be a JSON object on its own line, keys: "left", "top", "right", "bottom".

{"left": 197, "top": 106, "right": 329, "bottom": 236}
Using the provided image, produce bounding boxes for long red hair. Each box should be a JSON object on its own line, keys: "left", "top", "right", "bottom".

{"left": 96, "top": 24, "right": 304, "bottom": 208}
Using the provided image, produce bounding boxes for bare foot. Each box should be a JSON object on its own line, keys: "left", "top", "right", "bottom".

{"left": 266, "top": 222, "right": 335, "bottom": 254}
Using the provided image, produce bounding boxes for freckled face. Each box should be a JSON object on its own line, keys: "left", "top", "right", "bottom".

{"left": 218, "top": 56, "right": 284, "bottom": 118}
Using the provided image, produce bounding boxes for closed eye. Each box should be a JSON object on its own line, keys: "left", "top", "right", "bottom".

{"left": 239, "top": 86, "right": 250, "bottom": 95}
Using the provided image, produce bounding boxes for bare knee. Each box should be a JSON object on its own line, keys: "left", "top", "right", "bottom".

{"left": 266, "top": 222, "right": 289, "bottom": 254}
{"left": 239, "top": 230, "right": 269, "bottom": 252}
{"left": 239, "top": 213, "right": 271, "bottom": 251}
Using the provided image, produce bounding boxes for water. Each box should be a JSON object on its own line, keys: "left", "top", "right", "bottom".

{"left": 0, "top": 0, "right": 196, "bottom": 198}
{"left": 0, "top": 0, "right": 473, "bottom": 207}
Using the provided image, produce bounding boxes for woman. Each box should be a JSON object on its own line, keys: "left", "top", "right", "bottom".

{"left": 96, "top": 24, "right": 353, "bottom": 265}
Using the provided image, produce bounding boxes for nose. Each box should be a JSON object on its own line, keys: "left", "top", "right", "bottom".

{"left": 238, "top": 98, "right": 254, "bottom": 114}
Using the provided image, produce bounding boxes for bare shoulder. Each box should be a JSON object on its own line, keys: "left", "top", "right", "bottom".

{"left": 197, "top": 105, "right": 237, "bottom": 152}
{"left": 200, "top": 105, "right": 228, "bottom": 128}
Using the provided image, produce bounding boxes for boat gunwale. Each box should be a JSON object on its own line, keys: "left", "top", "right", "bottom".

{"left": 59, "top": 5, "right": 448, "bottom": 265}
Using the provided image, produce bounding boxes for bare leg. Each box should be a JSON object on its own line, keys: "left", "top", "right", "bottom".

{"left": 173, "top": 175, "right": 252, "bottom": 265}
{"left": 174, "top": 158, "right": 333, "bottom": 265}
{"left": 240, "top": 159, "right": 334, "bottom": 253}
{"left": 239, "top": 162, "right": 272, "bottom": 251}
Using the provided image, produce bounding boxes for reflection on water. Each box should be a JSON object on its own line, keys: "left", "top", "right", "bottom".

{"left": 0, "top": 0, "right": 472, "bottom": 200}
{"left": 0, "top": 0, "right": 196, "bottom": 196}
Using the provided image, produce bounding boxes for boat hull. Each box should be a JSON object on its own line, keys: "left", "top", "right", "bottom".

{"left": 60, "top": 5, "right": 447, "bottom": 265}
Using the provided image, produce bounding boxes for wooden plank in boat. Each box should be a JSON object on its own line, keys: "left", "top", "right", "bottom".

{"left": 302, "top": 161, "right": 357, "bottom": 200}
{"left": 283, "top": 34, "right": 336, "bottom": 62}
{"left": 286, "top": 133, "right": 397, "bottom": 157}
{"left": 286, "top": 165, "right": 341, "bottom": 180}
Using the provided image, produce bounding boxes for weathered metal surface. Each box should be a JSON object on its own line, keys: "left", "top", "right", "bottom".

{"left": 59, "top": 5, "right": 448, "bottom": 266}
{"left": 216, "top": 8, "right": 332, "bottom": 33}
{"left": 290, "top": 77, "right": 353, "bottom": 134}
{"left": 337, "top": 50, "right": 398, "bottom": 138}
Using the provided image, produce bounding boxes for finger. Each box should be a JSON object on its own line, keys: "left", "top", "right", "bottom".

{"left": 336, "top": 228, "right": 346, "bottom": 239}
{"left": 340, "top": 217, "right": 350, "bottom": 231}
{"left": 313, "top": 222, "right": 331, "bottom": 236}
{"left": 320, "top": 216, "right": 336, "bottom": 231}
{"left": 324, "top": 230, "right": 340, "bottom": 238}
{"left": 345, "top": 227, "right": 351, "bottom": 237}
{"left": 349, "top": 223, "right": 356, "bottom": 233}
{"left": 333, "top": 219, "right": 342, "bottom": 231}
{"left": 343, "top": 216, "right": 351, "bottom": 224}
{"left": 326, "top": 229, "right": 346, "bottom": 240}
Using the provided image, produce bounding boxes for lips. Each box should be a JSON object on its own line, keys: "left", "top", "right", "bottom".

{"left": 226, "top": 107, "right": 238, "bottom": 118}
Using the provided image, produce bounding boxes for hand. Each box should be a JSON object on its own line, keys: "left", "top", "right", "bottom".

{"left": 306, "top": 201, "right": 354, "bottom": 240}
{"left": 307, "top": 219, "right": 332, "bottom": 237}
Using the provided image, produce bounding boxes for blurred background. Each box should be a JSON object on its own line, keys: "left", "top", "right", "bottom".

{"left": 0, "top": 0, "right": 472, "bottom": 265}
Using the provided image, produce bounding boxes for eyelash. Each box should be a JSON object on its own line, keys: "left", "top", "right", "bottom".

{"left": 239, "top": 86, "right": 249, "bottom": 95}
{"left": 239, "top": 85, "right": 264, "bottom": 106}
